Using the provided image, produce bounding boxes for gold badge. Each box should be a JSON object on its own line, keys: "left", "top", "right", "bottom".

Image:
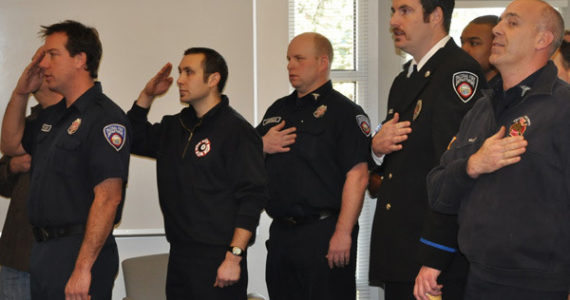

{"left": 313, "top": 105, "right": 327, "bottom": 118}
{"left": 413, "top": 100, "right": 422, "bottom": 121}
{"left": 67, "top": 118, "right": 82, "bottom": 135}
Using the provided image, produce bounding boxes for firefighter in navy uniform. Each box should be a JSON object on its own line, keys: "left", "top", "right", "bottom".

{"left": 257, "top": 32, "right": 370, "bottom": 300}
{"left": 1, "top": 21, "right": 130, "bottom": 299}
{"left": 369, "top": 1, "right": 488, "bottom": 299}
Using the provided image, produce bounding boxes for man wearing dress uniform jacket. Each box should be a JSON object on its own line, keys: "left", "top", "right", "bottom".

{"left": 257, "top": 32, "right": 370, "bottom": 300}
{"left": 369, "top": 0, "right": 487, "bottom": 299}
{"left": 1, "top": 20, "right": 130, "bottom": 299}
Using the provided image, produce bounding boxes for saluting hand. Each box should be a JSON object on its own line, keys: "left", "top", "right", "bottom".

{"left": 137, "top": 63, "right": 174, "bottom": 108}
{"left": 214, "top": 251, "right": 241, "bottom": 288}
{"left": 262, "top": 121, "right": 297, "bottom": 154}
{"left": 14, "top": 47, "right": 45, "bottom": 96}
{"left": 466, "top": 126, "right": 527, "bottom": 179}
{"left": 372, "top": 113, "right": 412, "bottom": 157}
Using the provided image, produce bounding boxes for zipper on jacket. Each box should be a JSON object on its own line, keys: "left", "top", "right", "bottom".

{"left": 179, "top": 117, "right": 203, "bottom": 158}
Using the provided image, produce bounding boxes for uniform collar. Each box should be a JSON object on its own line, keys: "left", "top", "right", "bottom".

{"left": 67, "top": 82, "right": 103, "bottom": 113}
{"left": 408, "top": 35, "right": 451, "bottom": 77}
{"left": 294, "top": 80, "right": 333, "bottom": 104}
{"left": 181, "top": 95, "right": 229, "bottom": 123}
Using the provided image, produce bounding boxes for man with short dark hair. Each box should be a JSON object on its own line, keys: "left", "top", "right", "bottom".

{"left": 369, "top": 0, "right": 487, "bottom": 299}
{"left": 428, "top": 0, "right": 570, "bottom": 299}
{"left": 1, "top": 20, "right": 130, "bottom": 299}
{"left": 127, "top": 47, "right": 267, "bottom": 300}
{"left": 461, "top": 15, "right": 500, "bottom": 84}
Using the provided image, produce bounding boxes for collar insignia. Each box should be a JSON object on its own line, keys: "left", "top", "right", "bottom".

{"left": 520, "top": 85, "right": 531, "bottom": 97}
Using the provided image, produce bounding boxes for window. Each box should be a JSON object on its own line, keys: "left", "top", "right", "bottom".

{"left": 289, "top": 0, "right": 368, "bottom": 103}
{"left": 289, "top": 1, "right": 375, "bottom": 299}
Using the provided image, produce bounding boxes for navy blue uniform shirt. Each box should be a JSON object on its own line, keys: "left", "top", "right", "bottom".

{"left": 257, "top": 81, "right": 371, "bottom": 218}
{"left": 22, "top": 82, "right": 130, "bottom": 227}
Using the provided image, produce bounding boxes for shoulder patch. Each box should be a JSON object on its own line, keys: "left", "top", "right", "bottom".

{"left": 356, "top": 114, "right": 371, "bottom": 137}
{"left": 262, "top": 116, "right": 282, "bottom": 126}
{"left": 452, "top": 71, "right": 479, "bottom": 103}
{"left": 103, "top": 124, "right": 126, "bottom": 151}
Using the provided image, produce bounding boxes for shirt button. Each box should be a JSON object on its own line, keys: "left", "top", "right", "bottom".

{"left": 388, "top": 173, "right": 393, "bottom": 179}
{"left": 386, "top": 203, "right": 391, "bottom": 210}
{"left": 380, "top": 176, "right": 384, "bottom": 180}
{"left": 301, "top": 120, "right": 304, "bottom": 123}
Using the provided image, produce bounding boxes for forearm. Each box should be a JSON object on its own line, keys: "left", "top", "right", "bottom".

{"left": 427, "top": 156, "right": 474, "bottom": 214}
{"left": 336, "top": 162, "right": 368, "bottom": 233}
{"left": 73, "top": 178, "right": 122, "bottom": 273}
{"left": 1, "top": 91, "right": 30, "bottom": 155}
{"left": 229, "top": 227, "right": 252, "bottom": 251}
{"left": 135, "top": 91, "right": 155, "bottom": 109}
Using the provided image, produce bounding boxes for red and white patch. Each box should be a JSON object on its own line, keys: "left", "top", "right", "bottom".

{"left": 103, "top": 124, "right": 127, "bottom": 151}
{"left": 194, "top": 138, "right": 211, "bottom": 157}
{"left": 356, "top": 114, "right": 371, "bottom": 137}
{"left": 509, "top": 116, "right": 531, "bottom": 137}
{"left": 452, "top": 71, "right": 479, "bottom": 103}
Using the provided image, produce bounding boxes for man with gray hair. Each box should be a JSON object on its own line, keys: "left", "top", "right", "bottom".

{"left": 428, "top": 0, "right": 570, "bottom": 299}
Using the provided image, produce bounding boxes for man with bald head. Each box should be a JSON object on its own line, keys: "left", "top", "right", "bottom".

{"left": 428, "top": 1, "right": 570, "bottom": 299}
{"left": 257, "top": 32, "right": 370, "bottom": 299}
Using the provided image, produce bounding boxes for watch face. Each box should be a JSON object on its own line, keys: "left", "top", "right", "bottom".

{"left": 231, "top": 247, "right": 243, "bottom": 256}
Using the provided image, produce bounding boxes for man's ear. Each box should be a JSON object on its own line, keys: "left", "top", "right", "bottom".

{"left": 74, "top": 52, "right": 88, "bottom": 71}
{"left": 208, "top": 72, "right": 221, "bottom": 88}
{"left": 536, "top": 30, "right": 555, "bottom": 52}
{"left": 318, "top": 55, "right": 330, "bottom": 72}
{"left": 430, "top": 6, "right": 443, "bottom": 28}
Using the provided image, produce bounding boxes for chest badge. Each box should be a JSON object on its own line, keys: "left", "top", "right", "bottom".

{"left": 41, "top": 123, "right": 52, "bottom": 133}
{"left": 313, "top": 105, "right": 327, "bottom": 118}
{"left": 356, "top": 114, "right": 371, "bottom": 137}
{"left": 195, "top": 138, "right": 211, "bottom": 157}
{"left": 103, "top": 124, "right": 127, "bottom": 151}
{"left": 67, "top": 118, "right": 82, "bottom": 135}
{"left": 509, "top": 116, "right": 531, "bottom": 137}
{"left": 452, "top": 71, "right": 479, "bottom": 103}
{"left": 413, "top": 100, "right": 422, "bottom": 121}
